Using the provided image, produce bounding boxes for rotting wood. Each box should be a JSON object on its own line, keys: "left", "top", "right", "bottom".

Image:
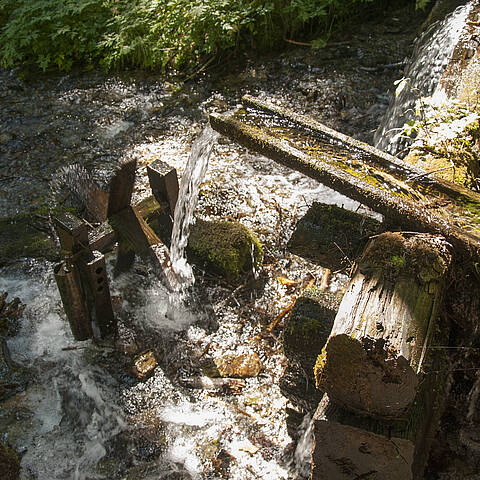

{"left": 209, "top": 100, "right": 480, "bottom": 263}
{"left": 314, "top": 232, "right": 452, "bottom": 419}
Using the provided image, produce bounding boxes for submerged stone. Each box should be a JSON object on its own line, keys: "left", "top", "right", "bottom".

{"left": 288, "top": 203, "right": 382, "bottom": 270}
{"left": 130, "top": 349, "right": 157, "bottom": 380}
{"left": 214, "top": 352, "right": 262, "bottom": 378}
{"left": 187, "top": 219, "right": 263, "bottom": 282}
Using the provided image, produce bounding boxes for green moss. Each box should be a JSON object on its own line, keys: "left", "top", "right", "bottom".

{"left": 358, "top": 232, "right": 450, "bottom": 284}
{"left": 187, "top": 219, "right": 263, "bottom": 282}
{"left": 0, "top": 442, "right": 20, "bottom": 480}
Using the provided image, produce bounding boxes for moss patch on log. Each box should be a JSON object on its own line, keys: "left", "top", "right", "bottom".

{"left": 357, "top": 232, "right": 450, "bottom": 284}
{"left": 0, "top": 442, "right": 20, "bottom": 480}
{"left": 187, "top": 219, "right": 263, "bottom": 282}
{"left": 288, "top": 203, "right": 382, "bottom": 270}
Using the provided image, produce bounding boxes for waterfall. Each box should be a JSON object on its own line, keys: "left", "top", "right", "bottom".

{"left": 168, "top": 126, "right": 219, "bottom": 290}
{"left": 374, "top": 2, "right": 472, "bottom": 156}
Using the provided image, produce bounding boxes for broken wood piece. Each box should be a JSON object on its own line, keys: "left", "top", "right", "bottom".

{"left": 106, "top": 159, "right": 137, "bottom": 217}
{"left": 54, "top": 262, "right": 92, "bottom": 341}
{"left": 314, "top": 232, "right": 452, "bottom": 419}
{"left": 147, "top": 159, "right": 179, "bottom": 216}
{"left": 180, "top": 376, "right": 246, "bottom": 394}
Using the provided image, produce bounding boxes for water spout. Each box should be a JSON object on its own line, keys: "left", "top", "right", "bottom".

{"left": 168, "top": 126, "right": 219, "bottom": 290}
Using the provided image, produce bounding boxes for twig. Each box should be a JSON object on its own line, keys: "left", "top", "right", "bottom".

{"left": 406, "top": 164, "right": 455, "bottom": 183}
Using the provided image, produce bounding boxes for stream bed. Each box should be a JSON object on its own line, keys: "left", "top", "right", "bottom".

{"left": 0, "top": 4, "right": 431, "bottom": 479}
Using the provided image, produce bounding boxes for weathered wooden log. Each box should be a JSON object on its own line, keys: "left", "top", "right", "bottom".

{"left": 314, "top": 232, "right": 452, "bottom": 419}
{"left": 209, "top": 99, "right": 480, "bottom": 264}
{"left": 54, "top": 262, "right": 92, "bottom": 340}
{"left": 312, "top": 394, "right": 414, "bottom": 480}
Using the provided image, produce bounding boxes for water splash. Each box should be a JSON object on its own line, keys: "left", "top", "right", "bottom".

{"left": 168, "top": 126, "right": 219, "bottom": 290}
{"left": 374, "top": 3, "right": 472, "bottom": 155}
{"left": 294, "top": 413, "right": 314, "bottom": 478}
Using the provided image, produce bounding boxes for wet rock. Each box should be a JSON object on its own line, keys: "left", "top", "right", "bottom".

{"left": 130, "top": 349, "right": 157, "bottom": 380}
{"left": 214, "top": 352, "right": 262, "bottom": 378}
{"left": 288, "top": 203, "right": 382, "bottom": 270}
{"left": 0, "top": 292, "right": 25, "bottom": 336}
{"left": 187, "top": 219, "right": 263, "bottom": 282}
{"left": 0, "top": 442, "right": 20, "bottom": 480}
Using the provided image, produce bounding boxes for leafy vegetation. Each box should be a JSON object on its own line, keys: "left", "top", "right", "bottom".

{"left": 403, "top": 93, "right": 480, "bottom": 190}
{"left": 0, "top": 0, "right": 421, "bottom": 72}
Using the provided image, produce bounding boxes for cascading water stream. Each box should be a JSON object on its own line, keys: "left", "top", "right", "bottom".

{"left": 168, "top": 126, "right": 219, "bottom": 291}
{"left": 374, "top": 2, "right": 472, "bottom": 156}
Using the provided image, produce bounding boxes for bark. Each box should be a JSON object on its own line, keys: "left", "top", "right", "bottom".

{"left": 314, "top": 232, "right": 452, "bottom": 419}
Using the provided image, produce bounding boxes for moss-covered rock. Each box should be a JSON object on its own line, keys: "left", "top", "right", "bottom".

{"left": 0, "top": 442, "right": 20, "bottom": 480}
{"left": 287, "top": 202, "right": 382, "bottom": 270}
{"left": 187, "top": 219, "right": 263, "bottom": 282}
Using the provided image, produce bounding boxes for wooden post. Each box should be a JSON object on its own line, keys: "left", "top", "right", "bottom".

{"left": 82, "top": 251, "right": 116, "bottom": 338}
{"left": 147, "top": 160, "right": 179, "bottom": 246}
{"left": 53, "top": 213, "right": 89, "bottom": 256}
{"left": 147, "top": 159, "right": 179, "bottom": 216}
{"left": 54, "top": 262, "right": 92, "bottom": 341}
{"left": 314, "top": 232, "right": 452, "bottom": 419}
{"left": 107, "top": 159, "right": 137, "bottom": 217}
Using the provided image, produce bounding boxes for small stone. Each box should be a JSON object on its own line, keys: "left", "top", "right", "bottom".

{"left": 130, "top": 349, "right": 157, "bottom": 380}
{"left": 214, "top": 353, "right": 262, "bottom": 378}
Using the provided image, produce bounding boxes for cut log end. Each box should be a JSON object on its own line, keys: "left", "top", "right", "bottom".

{"left": 315, "top": 334, "right": 418, "bottom": 418}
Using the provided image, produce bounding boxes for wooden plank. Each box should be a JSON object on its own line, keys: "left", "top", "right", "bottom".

{"left": 53, "top": 213, "right": 89, "bottom": 255}
{"left": 209, "top": 104, "right": 480, "bottom": 263}
{"left": 147, "top": 159, "right": 179, "bottom": 216}
{"left": 83, "top": 251, "right": 116, "bottom": 338}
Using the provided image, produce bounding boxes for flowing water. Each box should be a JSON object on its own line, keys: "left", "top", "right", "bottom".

{"left": 169, "top": 126, "right": 219, "bottom": 290}
{"left": 0, "top": 4, "right": 443, "bottom": 479}
{"left": 374, "top": 2, "right": 472, "bottom": 155}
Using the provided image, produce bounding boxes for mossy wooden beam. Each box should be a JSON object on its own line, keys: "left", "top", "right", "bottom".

{"left": 241, "top": 94, "right": 480, "bottom": 205}
{"left": 314, "top": 232, "right": 452, "bottom": 419}
{"left": 209, "top": 111, "right": 480, "bottom": 263}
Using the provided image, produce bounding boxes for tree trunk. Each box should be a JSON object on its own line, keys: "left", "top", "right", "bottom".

{"left": 314, "top": 232, "right": 451, "bottom": 419}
